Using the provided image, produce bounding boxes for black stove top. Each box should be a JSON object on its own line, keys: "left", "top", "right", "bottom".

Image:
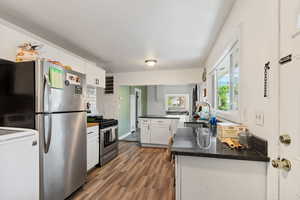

{"left": 87, "top": 116, "right": 118, "bottom": 129}
{"left": 100, "top": 119, "right": 118, "bottom": 129}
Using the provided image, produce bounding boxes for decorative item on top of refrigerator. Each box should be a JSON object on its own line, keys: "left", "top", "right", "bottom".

{"left": 16, "top": 42, "right": 43, "bottom": 62}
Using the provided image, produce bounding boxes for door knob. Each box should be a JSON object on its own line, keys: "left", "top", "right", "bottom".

{"left": 271, "top": 158, "right": 292, "bottom": 171}
{"left": 281, "top": 158, "right": 292, "bottom": 171}
{"left": 272, "top": 158, "right": 281, "bottom": 168}
{"left": 279, "top": 134, "right": 291, "bottom": 145}
{"left": 32, "top": 140, "right": 38, "bottom": 146}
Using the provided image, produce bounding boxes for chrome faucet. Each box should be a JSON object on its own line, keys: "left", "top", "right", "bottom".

{"left": 198, "top": 101, "right": 212, "bottom": 120}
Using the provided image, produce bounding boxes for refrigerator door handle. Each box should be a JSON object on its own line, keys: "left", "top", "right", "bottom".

{"left": 43, "top": 73, "right": 53, "bottom": 153}
{"left": 43, "top": 73, "right": 52, "bottom": 112}
{"left": 44, "top": 114, "right": 52, "bottom": 153}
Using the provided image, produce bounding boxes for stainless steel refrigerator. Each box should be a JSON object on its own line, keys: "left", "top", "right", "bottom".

{"left": 0, "top": 59, "right": 87, "bottom": 200}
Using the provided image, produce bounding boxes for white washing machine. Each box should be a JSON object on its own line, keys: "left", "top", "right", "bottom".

{"left": 0, "top": 127, "right": 39, "bottom": 200}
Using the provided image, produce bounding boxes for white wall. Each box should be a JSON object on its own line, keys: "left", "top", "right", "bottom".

{"left": 100, "top": 68, "right": 203, "bottom": 119}
{"left": 0, "top": 18, "right": 102, "bottom": 74}
{"left": 114, "top": 68, "right": 203, "bottom": 86}
{"left": 147, "top": 85, "right": 195, "bottom": 116}
{"left": 204, "top": 0, "right": 279, "bottom": 199}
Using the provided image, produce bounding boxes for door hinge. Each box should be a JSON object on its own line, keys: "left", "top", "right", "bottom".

{"left": 279, "top": 54, "right": 292, "bottom": 65}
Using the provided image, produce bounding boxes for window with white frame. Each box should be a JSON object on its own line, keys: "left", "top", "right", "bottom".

{"left": 165, "top": 94, "right": 189, "bottom": 112}
{"left": 211, "top": 41, "right": 239, "bottom": 113}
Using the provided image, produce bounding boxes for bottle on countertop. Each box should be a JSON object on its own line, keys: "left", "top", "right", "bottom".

{"left": 239, "top": 129, "right": 252, "bottom": 149}
{"left": 209, "top": 109, "right": 217, "bottom": 136}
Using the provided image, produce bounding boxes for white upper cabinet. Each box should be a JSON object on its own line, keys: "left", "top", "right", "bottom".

{"left": 86, "top": 62, "right": 106, "bottom": 88}
{"left": 95, "top": 65, "right": 106, "bottom": 88}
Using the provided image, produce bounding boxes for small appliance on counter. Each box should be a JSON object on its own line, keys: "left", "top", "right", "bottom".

{"left": 87, "top": 115, "right": 119, "bottom": 166}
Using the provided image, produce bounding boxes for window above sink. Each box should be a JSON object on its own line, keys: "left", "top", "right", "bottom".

{"left": 165, "top": 94, "right": 189, "bottom": 113}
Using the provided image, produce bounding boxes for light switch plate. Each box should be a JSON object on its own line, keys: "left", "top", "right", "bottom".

{"left": 255, "top": 112, "right": 264, "bottom": 126}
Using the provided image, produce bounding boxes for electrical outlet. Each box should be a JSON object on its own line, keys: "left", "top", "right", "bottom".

{"left": 255, "top": 112, "right": 264, "bottom": 126}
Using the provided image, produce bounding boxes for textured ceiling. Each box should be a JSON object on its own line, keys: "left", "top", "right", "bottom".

{"left": 0, "top": 0, "right": 235, "bottom": 72}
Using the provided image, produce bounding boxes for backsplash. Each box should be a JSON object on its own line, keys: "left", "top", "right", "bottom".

{"left": 249, "top": 135, "right": 268, "bottom": 157}
{"left": 86, "top": 86, "right": 97, "bottom": 114}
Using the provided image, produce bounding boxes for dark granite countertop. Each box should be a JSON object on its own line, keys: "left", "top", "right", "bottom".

{"left": 139, "top": 115, "right": 180, "bottom": 119}
{"left": 171, "top": 127, "right": 270, "bottom": 162}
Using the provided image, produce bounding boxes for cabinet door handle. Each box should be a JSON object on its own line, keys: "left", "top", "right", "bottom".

{"left": 32, "top": 140, "right": 37, "bottom": 146}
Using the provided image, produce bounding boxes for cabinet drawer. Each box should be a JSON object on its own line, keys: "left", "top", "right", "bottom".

{"left": 140, "top": 119, "right": 150, "bottom": 125}
{"left": 151, "top": 119, "right": 170, "bottom": 127}
{"left": 87, "top": 132, "right": 98, "bottom": 140}
{"left": 87, "top": 126, "right": 99, "bottom": 135}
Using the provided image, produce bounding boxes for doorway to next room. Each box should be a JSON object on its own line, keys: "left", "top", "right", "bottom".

{"left": 118, "top": 86, "right": 147, "bottom": 142}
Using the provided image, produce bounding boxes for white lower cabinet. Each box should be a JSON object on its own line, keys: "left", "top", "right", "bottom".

{"left": 0, "top": 133, "right": 39, "bottom": 200}
{"left": 139, "top": 118, "right": 178, "bottom": 146}
{"left": 87, "top": 126, "right": 99, "bottom": 171}
{"left": 150, "top": 120, "right": 171, "bottom": 145}
{"left": 175, "top": 155, "right": 267, "bottom": 200}
{"left": 140, "top": 119, "right": 151, "bottom": 144}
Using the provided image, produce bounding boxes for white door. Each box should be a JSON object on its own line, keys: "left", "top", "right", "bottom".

{"left": 130, "top": 94, "right": 136, "bottom": 131}
{"left": 135, "top": 88, "right": 142, "bottom": 129}
{"left": 134, "top": 89, "right": 142, "bottom": 116}
{"left": 279, "top": 0, "right": 300, "bottom": 199}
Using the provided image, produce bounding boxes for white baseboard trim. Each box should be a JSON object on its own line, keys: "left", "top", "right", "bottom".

{"left": 119, "top": 132, "right": 132, "bottom": 140}
{"left": 140, "top": 143, "right": 168, "bottom": 148}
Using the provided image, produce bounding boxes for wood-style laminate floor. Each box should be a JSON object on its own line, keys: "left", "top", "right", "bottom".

{"left": 71, "top": 142, "right": 175, "bottom": 200}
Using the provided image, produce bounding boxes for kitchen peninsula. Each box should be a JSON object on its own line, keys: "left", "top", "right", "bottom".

{"left": 172, "top": 127, "right": 269, "bottom": 200}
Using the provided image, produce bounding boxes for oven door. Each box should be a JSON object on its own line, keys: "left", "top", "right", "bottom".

{"left": 104, "top": 127, "right": 115, "bottom": 147}
{"left": 100, "top": 126, "right": 118, "bottom": 154}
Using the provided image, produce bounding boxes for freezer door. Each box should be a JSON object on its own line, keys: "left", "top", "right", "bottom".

{"left": 0, "top": 60, "right": 35, "bottom": 129}
{"left": 37, "top": 112, "right": 87, "bottom": 200}
{"left": 35, "top": 60, "right": 86, "bottom": 113}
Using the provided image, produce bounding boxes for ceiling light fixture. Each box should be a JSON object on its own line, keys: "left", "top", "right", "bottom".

{"left": 145, "top": 59, "right": 157, "bottom": 67}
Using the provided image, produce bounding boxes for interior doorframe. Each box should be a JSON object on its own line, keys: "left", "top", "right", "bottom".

{"left": 130, "top": 94, "right": 136, "bottom": 132}
{"left": 134, "top": 88, "right": 142, "bottom": 129}
{"left": 268, "top": 1, "right": 281, "bottom": 200}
